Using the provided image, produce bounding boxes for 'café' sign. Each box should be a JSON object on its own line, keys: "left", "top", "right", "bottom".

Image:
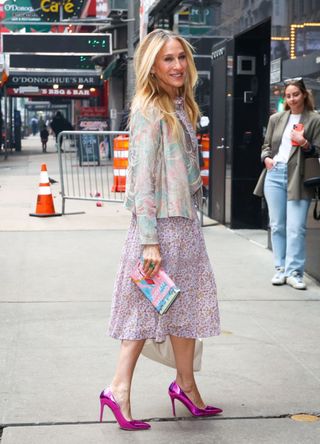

{"left": 31, "top": 0, "right": 85, "bottom": 20}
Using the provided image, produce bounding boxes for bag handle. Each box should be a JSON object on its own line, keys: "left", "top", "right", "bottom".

{"left": 313, "top": 188, "right": 320, "bottom": 221}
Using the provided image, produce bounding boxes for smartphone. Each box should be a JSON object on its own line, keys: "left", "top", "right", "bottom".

{"left": 292, "top": 123, "right": 304, "bottom": 146}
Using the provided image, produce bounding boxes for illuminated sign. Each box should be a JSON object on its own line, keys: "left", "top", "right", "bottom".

{"left": 2, "top": 0, "right": 51, "bottom": 32}
{"left": 2, "top": 33, "right": 112, "bottom": 56}
{"left": 8, "top": 72, "right": 101, "bottom": 87}
{"left": 30, "top": 0, "right": 85, "bottom": 21}
{"left": 8, "top": 87, "right": 99, "bottom": 97}
{"left": 10, "top": 55, "right": 95, "bottom": 70}
{"left": 290, "top": 23, "right": 320, "bottom": 59}
{"left": 4, "top": 0, "right": 38, "bottom": 21}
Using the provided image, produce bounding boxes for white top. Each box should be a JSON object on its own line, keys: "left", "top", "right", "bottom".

{"left": 273, "top": 114, "right": 301, "bottom": 164}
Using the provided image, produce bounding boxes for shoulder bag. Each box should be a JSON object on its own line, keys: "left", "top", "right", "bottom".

{"left": 304, "top": 156, "right": 320, "bottom": 220}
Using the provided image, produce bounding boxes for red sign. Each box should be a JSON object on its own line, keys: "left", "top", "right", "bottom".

{"left": 7, "top": 87, "right": 99, "bottom": 97}
{"left": 80, "top": 106, "right": 107, "bottom": 117}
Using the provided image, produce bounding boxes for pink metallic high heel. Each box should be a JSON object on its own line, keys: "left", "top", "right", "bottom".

{"left": 168, "top": 381, "right": 223, "bottom": 417}
{"left": 99, "top": 388, "right": 151, "bottom": 431}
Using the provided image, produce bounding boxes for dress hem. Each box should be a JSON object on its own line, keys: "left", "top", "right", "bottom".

{"left": 109, "top": 328, "right": 221, "bottom": 343}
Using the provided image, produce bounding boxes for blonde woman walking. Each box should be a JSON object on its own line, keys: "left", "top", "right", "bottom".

{"left": 100, "top": 29, "right": 222, "bottom": 431}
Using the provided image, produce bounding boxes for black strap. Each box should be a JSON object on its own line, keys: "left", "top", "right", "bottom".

{"left": 314, "top": 188, "right": 320, "bottom": 221}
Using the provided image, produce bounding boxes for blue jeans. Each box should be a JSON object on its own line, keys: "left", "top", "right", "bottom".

{"left": 264, "top": 163, "right": 311, "bottom": 277}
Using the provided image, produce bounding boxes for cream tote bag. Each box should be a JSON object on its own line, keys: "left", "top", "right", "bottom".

{"left": 141, "top": 337, "right": 203, "bottom": 372}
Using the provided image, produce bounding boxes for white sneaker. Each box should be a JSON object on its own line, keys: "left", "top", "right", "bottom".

{"left": 286, "top": 272, "right": 307, "bottom": 290}
{"left": 271, "top": 267, "right": 286, "bottom": 285}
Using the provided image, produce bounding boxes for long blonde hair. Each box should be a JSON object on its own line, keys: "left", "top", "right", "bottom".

{"left": 131, "top": 29, "right": 200, "bottom": 138}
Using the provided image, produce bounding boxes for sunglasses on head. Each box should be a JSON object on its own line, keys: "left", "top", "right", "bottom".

{"left": 283, "top": 77, "right": 305, "bottom": 87}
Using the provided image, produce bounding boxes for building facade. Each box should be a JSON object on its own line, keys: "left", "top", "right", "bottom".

{"left": 104, "top": 0, "right": 320, "bottom": 280}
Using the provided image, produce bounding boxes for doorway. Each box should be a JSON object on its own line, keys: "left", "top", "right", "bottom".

{"left": 210, "top": 19, "right": 271, "bottom": 228}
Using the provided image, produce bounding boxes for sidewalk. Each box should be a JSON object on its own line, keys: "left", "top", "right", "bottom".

{"left": 0, "top": 137, "right": 320, "bottom": 443}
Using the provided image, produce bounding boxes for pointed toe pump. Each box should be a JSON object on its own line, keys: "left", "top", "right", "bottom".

{"left": 168, "top": 381, "right": 223, "bottom": 417}
{"left": 99, "top": 388, "right": 151, "bottom": 431}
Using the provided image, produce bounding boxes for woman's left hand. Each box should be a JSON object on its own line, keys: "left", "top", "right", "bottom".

{"left": 291, "top": 128, "right": 306, "bottom": 146}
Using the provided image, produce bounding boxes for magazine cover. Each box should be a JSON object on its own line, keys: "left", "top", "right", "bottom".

{"left": 130, "top": 260, "right": 180, "bottom": 315}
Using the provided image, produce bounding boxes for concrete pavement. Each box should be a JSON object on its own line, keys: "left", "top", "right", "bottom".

{"left": 0, "top": 136, "right": 320, "bottom": 443}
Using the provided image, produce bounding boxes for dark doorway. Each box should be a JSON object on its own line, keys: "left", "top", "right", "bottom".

{"left": 210, "top": 19, "right": 271, "bottom": 228}
{"left": 209, "top": 41, "right": 229, "bottom": 223}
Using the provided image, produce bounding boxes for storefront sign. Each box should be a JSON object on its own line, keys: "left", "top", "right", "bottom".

{"left": 270, "top": 58, "right": 281, "bottom": 84}
{"left": 79, "top": 117, "right": 109, "bottom": 164}
{"left": 3, "top": 33, "right": 112, "bottom": 56}
{"left": 30, "top": 0, "right": 85, "bottom": 21}
{"left": 79, "top": 120, "right": 108, "bottom": 131}
{"left": 3, "top": 0, "right": 39, "bottom": 22}
{"left": 2, "top": 0, "right": 51, "bottom": 31}
{"left": 80, "top": 107, "right": 108, "bottom": 117}
{"left": 10, "top": 55, "right": 95, "bottom": 70}
{"left": 7, "top": 87, "right": 99, "bottom": 97}
{"left": 8, "top": 72, "right": 101, "bottom": 87}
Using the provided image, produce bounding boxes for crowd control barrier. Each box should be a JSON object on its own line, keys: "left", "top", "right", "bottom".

{"left": 57, "top": 130, "right": 129, "bottom": 214}
{"left": 58, "top": 130, "right": 214, "bottom": 227}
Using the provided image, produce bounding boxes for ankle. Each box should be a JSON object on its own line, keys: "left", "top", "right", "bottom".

{"left": 110, "top": 383, "right": 131, "bottom": 401}
{"left": 111, "top": 380, "right": 130, "bottom": 393}
{"left": 175, "top": 377, "right": 196, "bottom": 393}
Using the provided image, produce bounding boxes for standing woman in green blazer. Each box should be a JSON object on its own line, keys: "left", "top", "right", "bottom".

{"left": 254, "top": 78, "right": 320, "bottom": 289}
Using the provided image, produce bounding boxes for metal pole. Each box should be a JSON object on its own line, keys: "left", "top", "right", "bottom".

{"left": 126, "top": 1, "right": 135, "bottom": 103}
{"left": 59, "top": 4, "right": 63, "bottom": 21}
{"left": 57, "top": 131, "right": 66, "bottom": 215}
{"left": 8, "top": 95, "right": 12, "bottom": 150}
{"left": 4, "top": 85, "right": 8, "bottom": 159}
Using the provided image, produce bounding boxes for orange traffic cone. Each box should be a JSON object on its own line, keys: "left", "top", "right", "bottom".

{"left": 29, "top": 164, "right": 62, "bottom": 217}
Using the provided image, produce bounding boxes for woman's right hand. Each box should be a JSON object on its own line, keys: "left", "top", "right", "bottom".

{"left": 142, "top": 244, "right": 162, "bottom": 278}
{"left": 264, "top": 157, "right": 275, "bottom": 170}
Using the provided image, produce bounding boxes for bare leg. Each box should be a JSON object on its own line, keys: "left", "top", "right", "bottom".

{"left": 110, "top": 339, "right": 145, "bottom": 420}
{"left": 170, "top": 335, "right": 206, "bottom": 409}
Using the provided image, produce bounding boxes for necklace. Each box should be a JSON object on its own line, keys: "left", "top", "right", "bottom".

{"left": 174, "top": 97, "right": 198, "bottom": 156}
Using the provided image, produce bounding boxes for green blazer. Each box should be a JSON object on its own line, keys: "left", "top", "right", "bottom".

{"left": 254, "top": 109, "right": 320, "bottom": 200}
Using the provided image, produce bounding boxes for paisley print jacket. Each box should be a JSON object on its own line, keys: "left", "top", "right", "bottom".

{"left": 124, "top": 104, "right": 202, "bottom": 245}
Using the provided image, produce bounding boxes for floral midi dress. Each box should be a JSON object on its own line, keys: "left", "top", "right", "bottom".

{"left": 108, "top": 99, "right": 220, "bottom": 342}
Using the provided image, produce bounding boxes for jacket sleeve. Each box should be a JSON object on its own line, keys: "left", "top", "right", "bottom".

{"left": 130, "top": 111, "right": 161, "bottom": 245}
{"left": 261, "top": 115, "right": 276, "bottom": 162}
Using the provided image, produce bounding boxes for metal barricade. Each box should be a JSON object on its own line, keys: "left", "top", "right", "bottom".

{"left": 57, "top": 130, "right": 217, "bottom": 227}
{"left": 57, "top": 130, "right": 129, "bottom": 214}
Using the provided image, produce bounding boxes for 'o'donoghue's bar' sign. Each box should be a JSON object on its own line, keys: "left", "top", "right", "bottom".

{"left": 8, "top": 73, "right": 102, "bottom": 87}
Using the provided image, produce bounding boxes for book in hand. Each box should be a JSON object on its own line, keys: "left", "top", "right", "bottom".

{"left": 130, "top": 260, "right": 180, "bottom": 315}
